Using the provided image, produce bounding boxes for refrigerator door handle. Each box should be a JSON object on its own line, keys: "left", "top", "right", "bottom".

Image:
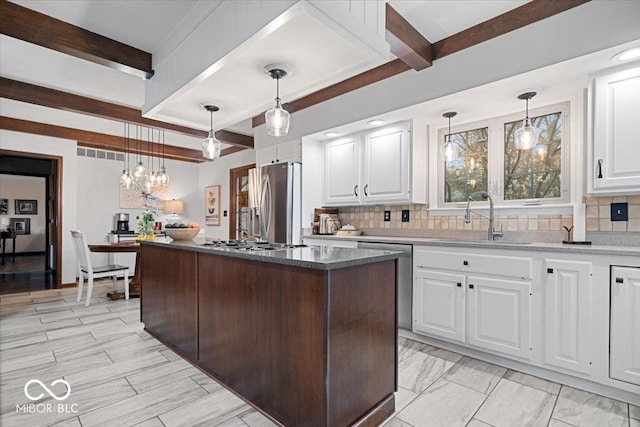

{"left": 259, "top": 174, "right": 272, "bottom": 241}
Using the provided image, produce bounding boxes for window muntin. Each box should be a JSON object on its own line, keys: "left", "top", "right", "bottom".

{"left": 504, "top": 112, "right": 562, "bottom": 200}
{"left": 437, "top": 102, "right": 569, "bottom": 208}
{"left": 444, "top": 127, "right": 488, "bottom": 202}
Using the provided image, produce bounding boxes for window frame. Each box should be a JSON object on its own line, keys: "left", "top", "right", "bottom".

{"left": 436, "top": 101, "right": 571, "bottom": 211}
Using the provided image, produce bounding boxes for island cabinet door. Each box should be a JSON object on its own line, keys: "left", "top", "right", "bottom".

{"left": 197, "top": 253, "right": 328, "bottom": 427}
{"left": 140, "top": 245, "right": 198, "bottom": 360}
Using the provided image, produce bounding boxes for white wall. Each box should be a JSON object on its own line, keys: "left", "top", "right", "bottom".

{"left": 197, "top": 149, "right": 256, "bottom": 240}
{"left": 301, "top": 137, "right": 323, "bottom": 233}
{"left": 0, "top": 130, "right": 78, "bottom": 285}
{"left": 0, "top": 174, "right": 46, "bottom": 253}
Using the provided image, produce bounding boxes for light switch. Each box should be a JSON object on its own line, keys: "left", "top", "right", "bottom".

{"left": 401, "top": 210, "right": 410, "bottom": 222}
{"left": 611, "top": 203, "right": 628, "bottom": 221}
{"left": 384, "top": 211, "right": 391, "bottom": 221}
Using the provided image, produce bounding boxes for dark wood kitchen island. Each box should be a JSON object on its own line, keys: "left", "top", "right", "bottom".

{"left": 140, "top": 240, "right": 399, "bottom": 427}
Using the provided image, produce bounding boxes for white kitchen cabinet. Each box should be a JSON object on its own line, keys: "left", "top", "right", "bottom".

{"left": 413, "top": 246, "right": 532, "bottom": 361}
{"left": 302, "top": 237, "right": 358, "bottom": 249}
{"left": 361, "top": 125, "right": 409, "bottom": 204}
{"left": 588, "top": 65, "right": 640, "bottom": 194}
{"left": 414, "top": 269, "right": 465, "bottom": 343}
{"left": 256, "top": 139, "right": 302, "bottom": 166}
{"left": 324, "top": 136, "right": 361, "bottom": 205}
{"left": 322, "top": 121, "right": 426, "bottom": 206}
{"left": 467, "top": 275, "right": 531, "bottom": 359}
{"left": 610, "top": 266, "right": 640, "bottom": 386}
{"left": 543, "top": 259, "right": 593, "bottom": 375}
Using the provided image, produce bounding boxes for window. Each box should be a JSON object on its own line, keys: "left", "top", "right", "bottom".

{"left": 437, "top": 102, "right": 569, "bottom": 209}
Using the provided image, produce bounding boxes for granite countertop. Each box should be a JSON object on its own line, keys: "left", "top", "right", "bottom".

{"left": 140, "top": 239, "right": 401, "bottom": 271}
{"left": 305, "top": 234, "right": 640, "bottom": 257}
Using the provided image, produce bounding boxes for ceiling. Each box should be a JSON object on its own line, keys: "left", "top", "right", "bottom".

{"left": 3, "top": 0, "right": 635, "bottom": 156}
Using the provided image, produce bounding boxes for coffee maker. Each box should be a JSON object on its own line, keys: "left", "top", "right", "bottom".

{"left": 114, "top": 213, "right": 130, "bottom": 233}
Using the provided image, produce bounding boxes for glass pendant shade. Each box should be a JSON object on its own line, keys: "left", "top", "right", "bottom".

{"left": 514, "top": 117, "right": 539, "bottom": 149}
{"left": 266, "top": 98, "right": 290, "bottom": 137}
{"left": 202, "top": 130, "right": 222, "bottom": 160}
{"left": 158, "top": 167, "right": 169, "bottom": 186}
{"left": 123, "top": 171, "right": 133, "bottom": 189}
{"left": 444, "top": 137, "right": 457, "bottom": 163}
{"left": 119, "top": 169, "right": 129, "bottom": 187}
{"left": 133, "top": 161, "right": 146, "bottom": 179}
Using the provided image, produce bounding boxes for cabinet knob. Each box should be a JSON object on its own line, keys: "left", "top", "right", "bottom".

{"left": 469, "top": 284, "right": 474, "bottom": 289}
{"left": 547, "top": 268, "right": 554, "bottom": 274}
{"left": 463, "top": 260, "right": 468, "bottom": 266}
{"left": 456, "top": 282, "right": 462, "bottom": 287}
{"left": 271, "top": 160, "right": 275, "bottom": 163}
{"left": 615, "top": 277, "right": 624, "bottom": 284}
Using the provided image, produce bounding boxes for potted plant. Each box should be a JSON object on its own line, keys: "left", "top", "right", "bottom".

{"left": 136, "top": 210, "right": 157, "bottom": 240}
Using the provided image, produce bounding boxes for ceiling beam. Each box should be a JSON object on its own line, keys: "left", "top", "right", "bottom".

{"left": 0, "top": 116, "right": 206, "bottom": 163}
{"left": 385, "top": 3, "right": 432, "bottom": 71}
{"left": 0, "top": 77, "right": 254, "bottom": 149}
{"left": 0, "top": 0, "right": 154, "bottom": 79}
{"left": 431, "top": 0, "right": 591, "bottom": 59}
{"left": 252, "top": 0, "right": 591, "bottom": 128}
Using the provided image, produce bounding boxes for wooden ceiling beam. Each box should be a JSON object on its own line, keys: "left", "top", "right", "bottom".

{"left": 385, "top": 3, "right": 432, "bottom": 71}
{"left": 431, "top": 0, "right": 591, "bottom": 60}
{"left": 0, "top": 77, "right": 254, "bottom": 149}
{"left": 0, "top": 116, "right": 206, "bottom": 163}
{"left": 0, "top": 0, "right": 154, "bottom": 79}
{"left": 252, "top": 0, "right": 591, "bottom": 127}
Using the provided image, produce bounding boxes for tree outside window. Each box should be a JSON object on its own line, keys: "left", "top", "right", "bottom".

{"left": 504, "top": 112, "right": 562, "bottom": 200}
{"left": 444, "top": 127, "right": 489, "bottom": 203}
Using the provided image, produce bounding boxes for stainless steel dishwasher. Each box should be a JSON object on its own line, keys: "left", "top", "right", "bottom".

{"left": 357, "top": 242, "right": 412, "bottom": 330}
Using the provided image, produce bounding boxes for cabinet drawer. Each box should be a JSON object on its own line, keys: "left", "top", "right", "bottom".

{"left": 414, "top": 248, "right": 532, "bottom": 279}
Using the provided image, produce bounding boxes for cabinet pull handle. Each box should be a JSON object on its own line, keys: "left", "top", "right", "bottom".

{"left": 469, "top": 284, "right": 474, "bottom": 289}
{"left": 597, "top": 159, "right": 603, "bottom": 179}
{"left": 364, "top": 184, "right": 368, "bottom": 196}
{"left": 354, "top": 185, "right": 358, "bottom": 197}
{"left": 457, "top": 282, "right": 462, "bottom": 287}
{"left": 463, "top": 260, "right": 469, "bottom": 266}
{"left": 615, "top": 277, "right": 624, "bottom": 284}
{"left": 547, "top": 268, "right": 554, "bottom": 274}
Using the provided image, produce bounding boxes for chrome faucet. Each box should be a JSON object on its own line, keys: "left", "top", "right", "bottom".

{"left": 464, "top": 191, "right": 503, "bottom": 241}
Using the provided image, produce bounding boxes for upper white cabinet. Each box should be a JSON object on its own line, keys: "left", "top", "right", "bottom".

{"left": 323, "top": 121, "right": 427, "bottom": 206}
{"left": 588, "top": 65, "right": 640, "bottom": 194}
{"left": 610, "top": 266, "right": 640, "bottom": 386}
{"left": 256, "top": 139, "right": 302, "bottom": 166}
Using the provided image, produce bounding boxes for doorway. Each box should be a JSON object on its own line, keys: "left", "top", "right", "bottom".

{"left": 0, "top": 150, "right": 62, "bottom": 293}
{"left": 229, "top": 164, "right": 255, "bottom": 241}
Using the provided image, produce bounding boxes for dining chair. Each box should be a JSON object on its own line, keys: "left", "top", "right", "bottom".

{"left": 70, "top": 230, "right": 129, "bottom": 306}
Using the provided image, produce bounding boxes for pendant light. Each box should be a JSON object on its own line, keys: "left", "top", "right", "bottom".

{"left": 132, "top": 125, "right": 147, "bottom": 180}
{"left": 202, "top": 105, "right": 222, "bottom": 160}
{"left": 442, "top": 112, "right": 458, "bottom": 163}
{"left": 264, "top": 64, "right": 290, "bottom": 137}
{"left": 144, "top": 128, "right": 157, "bottom": 191}
{"left": 157, "top": 130, "right": 169, "bottom": 186}
{"left": 119, "top": 123, "right": 133, "bottom": 189}
{"left": 514, "top": 92, "right": 540, "bottom": 150}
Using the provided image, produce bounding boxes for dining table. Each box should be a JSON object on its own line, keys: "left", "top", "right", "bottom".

{"left": 88, "top": 241, "right": 141, "bottom": 300}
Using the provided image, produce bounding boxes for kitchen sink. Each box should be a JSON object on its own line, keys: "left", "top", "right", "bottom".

{"left": 432, "top": 239, "right": 531, "bottom": 245}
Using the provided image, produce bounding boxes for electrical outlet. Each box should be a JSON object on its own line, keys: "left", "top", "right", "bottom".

{"left": 401, "top": 210, "right": 410, "bottom": 222}
{"left": 223, "top": 210, "right": 228, "bottom": 217}
{"left": 384, "top": 211, "right": 391, "bottom": 221}
{"left": 611, "top": 203, "right": 628, "bottom": 221}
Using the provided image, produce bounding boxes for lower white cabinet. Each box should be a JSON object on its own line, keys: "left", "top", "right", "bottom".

{"left": 610, "top": 266, "right": 640, "bottom": 386}
{"left": 467, "top": 275, "right": 531, "bottom": 360}
{"left": 414, "top": 269, "right": 465, "bottom": 343}
{"left": 413, "top": 246, "right": 532, "bottom": 361}
{"left": 543, "top": 259, "right": 593, "bottom": 375}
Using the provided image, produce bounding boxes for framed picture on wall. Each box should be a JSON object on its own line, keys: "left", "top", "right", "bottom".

{"left": 10, "top": 218, "right": 30, "bottom": 235}
{"left": 0, "top": 199, "right": 7, "bottom": 215}
{"left": 205, "top": 185, "right": 220, "bottom": 226}
{"left": 15, "top": 199, "right": 37, "bottom": 215}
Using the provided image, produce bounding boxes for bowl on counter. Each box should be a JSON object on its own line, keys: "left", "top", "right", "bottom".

{"left": 164, "top": 227, "right": 200, "bottom": 240}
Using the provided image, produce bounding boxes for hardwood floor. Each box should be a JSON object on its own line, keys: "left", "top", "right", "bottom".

{"left": 0, "top": 254, "right": 55, "bottom": 295}
{"left": 0, "top": 284, "right": 637, "bottom": 427}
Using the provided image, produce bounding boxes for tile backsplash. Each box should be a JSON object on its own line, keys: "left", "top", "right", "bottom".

{"left": 336, "top": 195, "right": 640, "bottom": 243}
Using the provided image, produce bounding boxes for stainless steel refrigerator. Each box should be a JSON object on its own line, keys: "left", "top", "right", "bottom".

{"left": 254, "top": 162, "right": 302, "bottom": 245}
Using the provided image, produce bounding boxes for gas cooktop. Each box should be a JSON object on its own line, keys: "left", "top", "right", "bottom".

{"left": 201, "top": 241, "right": 305, "bottom": 252}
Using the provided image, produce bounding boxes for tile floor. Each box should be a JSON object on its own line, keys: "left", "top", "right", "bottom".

{"left": 1, "top": 283, "right": 638, "bottom": 427}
